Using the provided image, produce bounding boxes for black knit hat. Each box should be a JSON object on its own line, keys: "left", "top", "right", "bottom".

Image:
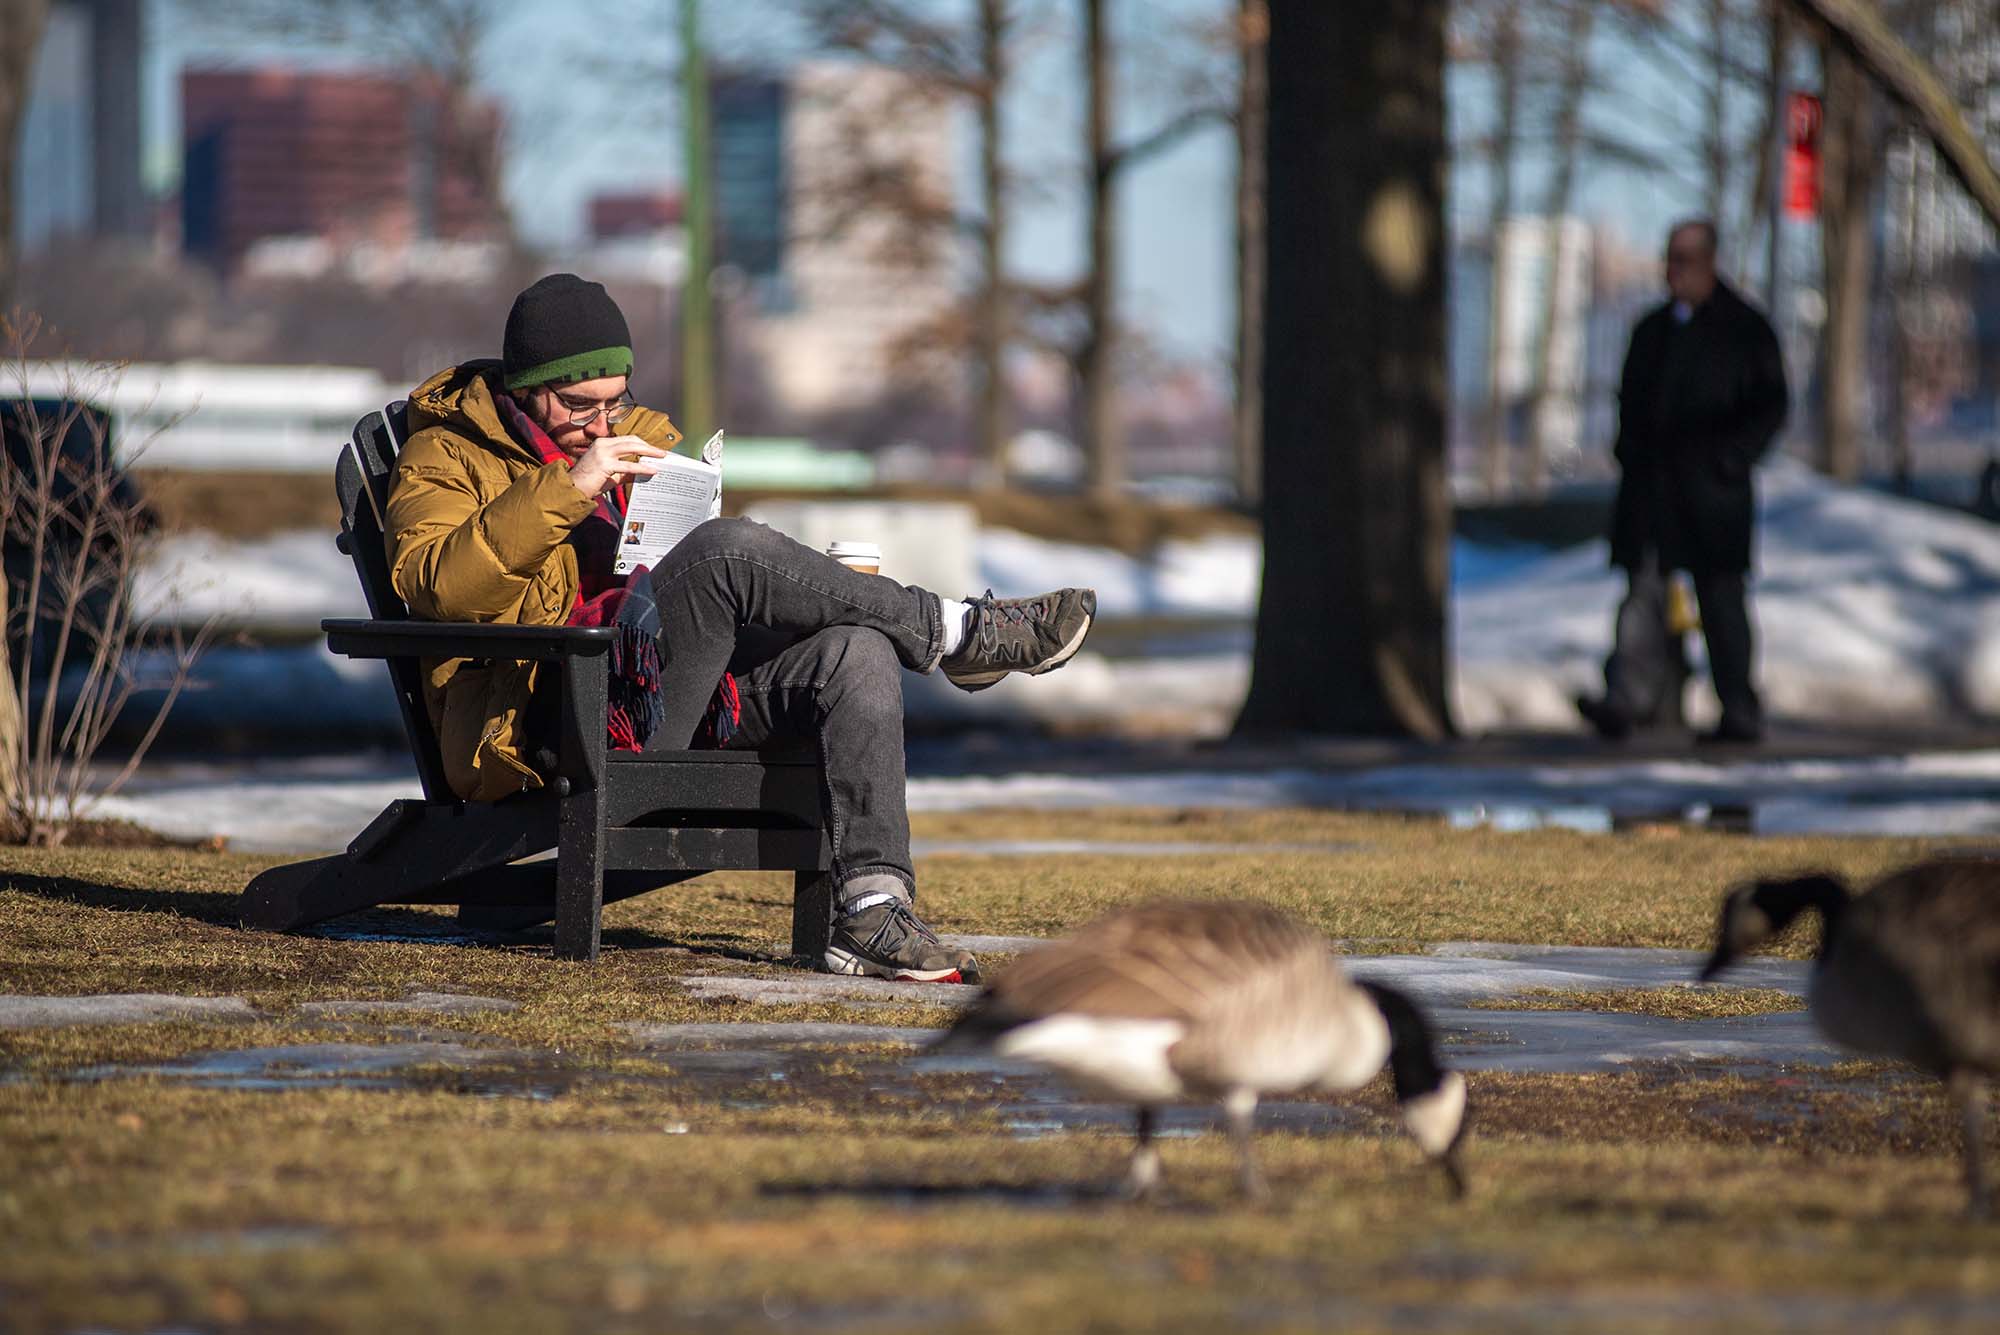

{"left": 502, "top": 273, "right": 633, "bottom": 391}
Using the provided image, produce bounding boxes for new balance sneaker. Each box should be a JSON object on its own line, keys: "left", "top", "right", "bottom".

{"left": 941, "top": 588, "right": 1097, "bottom": 693}
{"left": 825, "top": 900, "right": 979, "bottom": 983}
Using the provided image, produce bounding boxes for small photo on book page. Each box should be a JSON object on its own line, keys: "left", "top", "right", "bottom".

{"left": 613, "top": 446, "right": 723, "bottom": 576}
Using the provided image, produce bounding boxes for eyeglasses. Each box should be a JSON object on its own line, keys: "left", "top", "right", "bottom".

{"left": 546, "top": 388, "right": 636, "bottom": 427}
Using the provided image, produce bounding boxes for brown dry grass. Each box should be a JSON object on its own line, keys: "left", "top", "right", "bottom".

{"left": 4, "top": 811, "right": 1994, "bottom": 1332}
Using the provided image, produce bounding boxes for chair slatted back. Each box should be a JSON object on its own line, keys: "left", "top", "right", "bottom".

{"left": 336, "top": 402, "right": 454, "bottom": 802}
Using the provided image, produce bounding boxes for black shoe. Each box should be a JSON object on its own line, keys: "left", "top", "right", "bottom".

{"left": 1575, "top": 694, "right": 1633, "bottom": 740}
{"left": 825, "top": 900, "right": 979, "bottom": 983}
{"left": 942, "top": 588, "right": 1096, "bottom": 692}
{"left": 1695, "top": 719, "right": 1764, "bottom": 746}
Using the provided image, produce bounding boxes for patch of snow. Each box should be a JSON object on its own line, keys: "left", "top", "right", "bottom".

{"left": 135, "top": 530, "right": 367, "bottom": 631}
{"left": 0, "top": 993, "right": 256, "bottom": 1029}
{"left": 119, "top": 465, "right": 2000, "bottom": 743}
{"left": 1456, "top": 462, "right": 2000, "bottom": 731}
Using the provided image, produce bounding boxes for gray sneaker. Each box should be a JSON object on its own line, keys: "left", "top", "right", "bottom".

{"left": 825, "top": 900, "right": 979, "bottom": 983}
{"left": 941, "top": 588, "right": 1097, "bottom": 692}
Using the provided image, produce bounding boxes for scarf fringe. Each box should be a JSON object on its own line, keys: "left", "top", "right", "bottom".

{"left": 607, "top": 621, "right": 662, "bottom": 752}
{"left": 705, "top": 672, "right": 741, "bottom": 747}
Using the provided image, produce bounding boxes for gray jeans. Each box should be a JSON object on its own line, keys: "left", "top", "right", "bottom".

{"left": 644, "top": 518, "right": 947, "bottom": 913}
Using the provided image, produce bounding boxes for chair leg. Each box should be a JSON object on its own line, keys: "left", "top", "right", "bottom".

{"left": 553, "top": 785, "right": 606, "bottom": 962}
{"left": 791, "top": 870, "right": 833, "bottom": 968}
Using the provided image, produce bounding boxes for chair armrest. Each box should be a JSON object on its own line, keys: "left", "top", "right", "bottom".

{"left": 322, "top": 618, "right": 615, "bottom": 661}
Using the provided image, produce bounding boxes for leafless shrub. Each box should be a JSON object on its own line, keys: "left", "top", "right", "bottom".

{"left": 0, "top": 313, "right": 221, "bottom": 846}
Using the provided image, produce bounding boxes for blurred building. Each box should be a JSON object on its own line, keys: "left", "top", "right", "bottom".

{"left": 711, "top": 76, "right": 788, "bottom": 283}
{"left": 20, "top": 360, "right": 401, "bottom": 471}
{"left": 14, "top": 0, "right": 144, "bottom": 253}
{"left": 712, "top": 62, "right": 958, "bottom": 419}
{"left": 179, "top": 68, "right": 502, "bottom": 272}
{"left": 590, "top": 189, "right": 683, "bottom": 242}
{"left": 1449, "top": 216, "right": 1597, "bottom": 481}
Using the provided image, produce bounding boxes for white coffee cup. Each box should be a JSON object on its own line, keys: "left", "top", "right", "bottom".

{"left": 826, "top": 540, "right": 882, "bottom": 575}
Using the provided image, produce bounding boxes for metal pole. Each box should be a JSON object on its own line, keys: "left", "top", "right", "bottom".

{"left": 680, "top": 0, "right": 715, "bottom": 443}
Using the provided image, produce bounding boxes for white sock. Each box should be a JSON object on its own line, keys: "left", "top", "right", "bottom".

{"left": 937, "top": 597, "right": 974, "bottom": 656}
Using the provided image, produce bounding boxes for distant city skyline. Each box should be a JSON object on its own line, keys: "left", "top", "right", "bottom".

{"left": 115, "top": 0, "right": 1740, "bottom": 360}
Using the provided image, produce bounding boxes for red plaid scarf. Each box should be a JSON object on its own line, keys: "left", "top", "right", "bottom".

{"left": 496, "top": 392, "right": 740, "bottom": 749}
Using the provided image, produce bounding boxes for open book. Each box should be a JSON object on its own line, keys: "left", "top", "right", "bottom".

{"left": 613, "top": 431, "right": 725, "bottom": 576}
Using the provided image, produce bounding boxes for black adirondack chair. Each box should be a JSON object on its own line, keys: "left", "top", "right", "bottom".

{"left": 240, "top": 404, "right": 834, "bottom": 963}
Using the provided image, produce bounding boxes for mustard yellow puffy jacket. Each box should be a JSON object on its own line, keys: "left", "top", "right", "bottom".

{"left": 384, "top": 361, "right": 683, "bottom": 801}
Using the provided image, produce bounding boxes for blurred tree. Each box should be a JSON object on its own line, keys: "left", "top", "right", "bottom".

{"left": 1235, "top": 0, "right": 1453, "bottom": 740}
{"left": 1787, "top": 0, "right": 2000, "bottom": 481}
{"left": 0, "top": 0, "right": 51, "bottom": 306}
{"left": 1079, "top": 0, "right": 1117, "bottom": 498}
{"left": 1075, "top": 0, "right": 1232, "bottom": 499}
{"left": 1603, "top": 1, "right": 1774, "bottom": 255}
{"left": 1473, "top": 0, "right": 1525, "bottom": 501}
{"left": 1523, "top": 0, "right": 1597, "bottom": 495}
{"left": 0, "top": 0, "right": 52, "bottom": 805}
{"left": 1815, "top": 39, "right": 1879, "bottom": 481}
{"left": 1787, "top": 0, "right": 2000, "bottom": 226}
{"left": 1232, "top": 0, "right": 1268, "bottom": 509}
{"left": 177, "top": 0, "right": 518, "bottom": 244}
{"left": 803, "top": 0, "right": 1028, "bottom": 488}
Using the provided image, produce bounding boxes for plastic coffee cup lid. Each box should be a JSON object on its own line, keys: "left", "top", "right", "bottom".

{"left": 826, "top": 540, "right": 881, "bottom": 560}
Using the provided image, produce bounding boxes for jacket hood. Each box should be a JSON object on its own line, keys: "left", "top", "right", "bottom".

{"left": 406, "top": 360, "right": 538, "bottom": 465}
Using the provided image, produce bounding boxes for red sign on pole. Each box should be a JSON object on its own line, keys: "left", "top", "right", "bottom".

{"left": 1785, "top": 92, "right": 1823, "bottom": 219}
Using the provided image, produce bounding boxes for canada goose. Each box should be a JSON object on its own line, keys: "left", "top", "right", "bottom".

{"left": 1702, "top": 858, "right": 2000, "bottom": 1216}
{"left": 933, "top": 900, "right": 1468, "bottom": 1201}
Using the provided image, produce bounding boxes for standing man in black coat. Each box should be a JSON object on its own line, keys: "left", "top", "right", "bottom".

{"left": 1577, "top": 220, "right": 1788, "bottom": 744}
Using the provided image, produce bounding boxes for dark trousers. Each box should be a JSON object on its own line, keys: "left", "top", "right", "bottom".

{"left": 1605, "top": 555, "right": 1761, "bottom": 731}
{"left": 645, "top": 518, "right": 946, "bottom": 911}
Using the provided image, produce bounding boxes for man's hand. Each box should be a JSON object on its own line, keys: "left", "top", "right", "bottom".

{"left": 568, "top": 435, "right": 668, "bottom": 500}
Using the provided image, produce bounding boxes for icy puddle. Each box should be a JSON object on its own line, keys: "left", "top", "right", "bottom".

{"left": 73, "top": 1041, "right": 541, "bottom": 1094}
{"left": 16, "top": 943, "right": 1834, "bottom": 1108}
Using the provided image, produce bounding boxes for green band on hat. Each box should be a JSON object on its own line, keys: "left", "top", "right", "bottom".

{"left": 502, "top": 346, "right": 634, "bottom": 391}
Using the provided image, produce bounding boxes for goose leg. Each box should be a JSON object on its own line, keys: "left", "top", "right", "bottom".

{"left": 1223, "top": 1088, "right": 1266, "bottom": 1203}
{"left": 1949, "top": 1068, "right": 1990, "bottom": 1220}
{"left": 1123, "top": 1105, "right": 1162, "bottom": 1202}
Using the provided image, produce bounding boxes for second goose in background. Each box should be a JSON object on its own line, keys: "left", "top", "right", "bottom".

{"left": 1702, "top": 857, "right": 2000, "bottom": 1216}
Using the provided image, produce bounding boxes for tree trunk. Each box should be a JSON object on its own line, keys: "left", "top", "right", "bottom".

{"left": 1080, "top": 0, "right": 1121, "bottom": 498}
{"left": 1235, "top": 0, "right": 1453, "bottom": 740}
{"left": 1706, "top": 0, "right": 1732, "bottom": 226}
{"left": 1758, "top": 0, "right": 1786, "bottom": 306}
{"left": 1525, "top": 0, "right": 1596, "bottom": 495}
{"left": 0, "top": 0, "right": 52, "bottom": 306}
{"left": 1480, "top": 0, "right": 1523, "bottom": 500}
{"left": 1232, "top": 0, "right": 1269, "bottom": 508}
{"left": 1817, "top": 40, "right": 1875, "bottom": 482}
{"left": 974, "top": 0, "right": 1009, "bottom": 490}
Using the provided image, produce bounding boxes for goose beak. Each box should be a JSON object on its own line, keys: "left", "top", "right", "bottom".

{"left": 1698, "top": 947, "right": 1731, "bottom": 983}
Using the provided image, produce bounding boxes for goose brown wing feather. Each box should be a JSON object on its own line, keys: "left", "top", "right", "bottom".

{"left": 1854, "top": 859, "right": 2000, "bottom": 1071}
{"left": 988, "top": 901, "right": 1340, "bottom": 1025}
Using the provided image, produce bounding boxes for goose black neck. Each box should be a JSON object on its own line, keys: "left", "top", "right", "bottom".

{"left": 1359, "top": 981, "right": 1449, "bottom": 1101}
{"left": 1764, "top": 875, "right": 1851, "bottom": 957}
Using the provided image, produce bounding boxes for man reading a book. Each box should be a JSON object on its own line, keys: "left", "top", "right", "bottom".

{"left": 386, "top": 273, "right": 1097, "bottom": 983}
